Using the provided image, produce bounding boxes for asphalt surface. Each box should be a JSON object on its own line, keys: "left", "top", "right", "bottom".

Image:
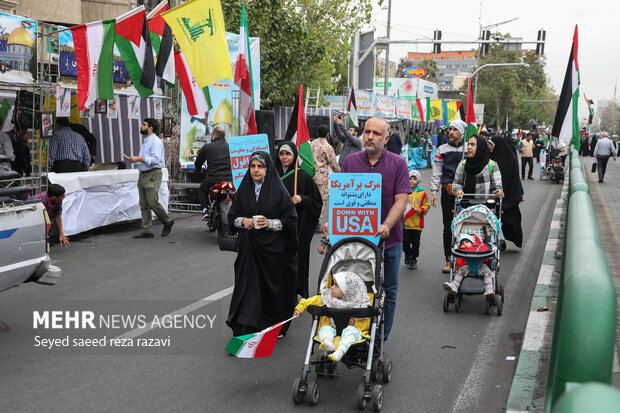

{"left": 0, "top": 166, "right": 561, "bottom": 412}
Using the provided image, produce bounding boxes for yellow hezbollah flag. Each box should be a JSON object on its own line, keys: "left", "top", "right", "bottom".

{"left": 447, "top": 101, "right": 458, "bottom": 123}
{"left": 429, "top": 99, "right": 443, "bottom": 120}
{"left": 162, "top": 0, "right": 232, "bottom": 88}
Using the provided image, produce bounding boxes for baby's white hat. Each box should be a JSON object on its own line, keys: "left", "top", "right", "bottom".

{"left": 458, "top": 233, "right": 475, "bottom": 244}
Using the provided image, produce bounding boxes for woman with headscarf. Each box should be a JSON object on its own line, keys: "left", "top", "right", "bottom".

{"left": 275, "top": 141, "right": 322, "bottom": 298}
{"left": 489, "top": 135, "right": 524, "bottom": 248}
{"left": 453, "top": 134, "right": 504, "bottom": 199}
{"left": 227, "top": 151, "right": 298, "bottom": 337}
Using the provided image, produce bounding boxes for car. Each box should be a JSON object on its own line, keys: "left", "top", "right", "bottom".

{"left": 0, "top": 169, "right": 61, "bottom": 292}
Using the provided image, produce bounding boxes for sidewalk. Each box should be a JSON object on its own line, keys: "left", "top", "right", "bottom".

{"left": 582, "top": 155, "right": 620, "bottom": 387}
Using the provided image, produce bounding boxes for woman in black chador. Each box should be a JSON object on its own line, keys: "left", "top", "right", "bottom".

{"left": 226, "top": 151, "right": 298, "bottom": 337}
{"left": 275, "top": 141, "right": 322, "bottom": 298}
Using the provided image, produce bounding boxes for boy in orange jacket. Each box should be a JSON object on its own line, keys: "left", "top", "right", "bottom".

{"left": 403, "top": 170, "right": 429, "bottom": 270}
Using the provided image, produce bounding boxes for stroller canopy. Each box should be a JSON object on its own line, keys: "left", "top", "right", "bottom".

{"left": 319, "top": 240, "right": 378, "bottom": 293}
{"left": 451, "top": 204, "right": 502, "bottom": 241}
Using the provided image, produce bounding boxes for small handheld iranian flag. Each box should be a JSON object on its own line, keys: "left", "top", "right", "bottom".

{"left": 225, "top": 317, "right": 294, "bottom": 358}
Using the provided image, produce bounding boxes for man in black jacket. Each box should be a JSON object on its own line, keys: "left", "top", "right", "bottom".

{"left": 195, "top": 127, "right": 232, "bottom": 220}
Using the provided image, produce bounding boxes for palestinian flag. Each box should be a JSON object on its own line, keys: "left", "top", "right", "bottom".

{"left": 465, "top": 78, "right": 478, "bottom": 140}
{"left": 71, "top": 20, "right": 115, "bottom": 111}
{"left": 175, "top": 50, "right": 212, "bottom": 116}
{"left": 233, "top": 3, "right": 257, "bottom": 136}
{"left": 116, "top": 6, "right": 156, "bottom": 97}
{"left": 225, "top": 318, "right": 292, "bottom": 358}
{"left": 147, "top": 1, "right": 175, "bottom": 87}
{"left": 552, "top": 25, "right": 580, "bottom": 151}
{"left": 347, "top": 87, "right": 358, "bottom": 128}
{"left": 284, "top": 84, "right": 315, "bottom": 176}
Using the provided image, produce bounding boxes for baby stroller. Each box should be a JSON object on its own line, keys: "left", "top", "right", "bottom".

{"left": 442, "top": 194, "right": 504, "bottom": 315}
{"left": 292, "top": 237, "right": 391, "bottom": 411}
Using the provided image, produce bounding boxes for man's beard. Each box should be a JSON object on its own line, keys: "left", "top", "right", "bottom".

{"left": 139, "top": 129, "right": 148, "bottom": 135}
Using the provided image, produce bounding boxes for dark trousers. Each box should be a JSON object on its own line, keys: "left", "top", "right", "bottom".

{"left": 52, "top": 160, "right": 84, "bottom": 173}
{"left": 521, "top": 157, "right": 533, "bottom": 178}
{"left": 403, "top": 229, "right": 422, "bottom": 261}
{"left": 441, "top": 187, "right": 455, "bottom": 261}
{"left": 597, "top": 156, "right": 610, "bottom": 181}
{"left": 198, "top": 178, "right": 220, "bottom": 209}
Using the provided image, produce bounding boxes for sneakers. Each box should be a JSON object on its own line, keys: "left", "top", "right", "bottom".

{"left": 442, "top": 261, "right": 450, "bottom": 273}
{"left": 404, "top": 255, "right": 411, "bottom": 265}
{"left": 201, "top": 209, "right": 209, "bottom": 221}
{"left": 328, "top": 349, "right": 345, "bottom": 362}
{"left": 319, "top": 339, "right": 335, "bottom": 352}
{"left": 409, "top": 260, "right": 417, "bottom": 270}
{"left": 483, "top": 285, "right": 495, "bottom": 296}
{"left": 443, "top": 281, "right": 458, "bottom": 294}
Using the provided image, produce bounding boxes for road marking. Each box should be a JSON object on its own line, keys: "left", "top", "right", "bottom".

{"left": 522, "top": 311, "right": 549, "bottom": 351}
{"left": 537, "top": 265, "right": 554, "bottom": 286}
{"left": 110, "top": 286, "right": 234, "bottom": 341}
{"left": 545, "top": 238, "right": 558, "bottom": 252}
{"left": 452, "top": 186, "right": 559, "bottom": 413}
{"left": 550, "top": 221, "right": 560, "bottom": 229}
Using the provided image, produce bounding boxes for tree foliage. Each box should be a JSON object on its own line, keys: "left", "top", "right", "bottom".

{"left": 221, "top": 0, "right": 376, "bottom": 109}
{"left": 418, "top": 58, "right": 438, "bottom": 81}
{"left": 469, "top": 34, "right": 557, "bottom": 131}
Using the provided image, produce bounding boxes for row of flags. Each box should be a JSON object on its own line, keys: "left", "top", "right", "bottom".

{"left": 69, "top": 0, "right": 257, "bottom": 136}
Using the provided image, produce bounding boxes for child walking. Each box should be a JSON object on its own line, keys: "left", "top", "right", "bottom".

{"left": 443, "top": 234, "right": 495, "bottom": 296}
{"left": 403, "top": 170, "right": 429, "bottom": 270}
{"left": 293, "top": 271, "right": 370, "bottom": 362}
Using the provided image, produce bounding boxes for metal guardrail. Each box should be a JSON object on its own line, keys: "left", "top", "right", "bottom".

{"left": 545, "top": 151, "right": 620, "bottom": 412}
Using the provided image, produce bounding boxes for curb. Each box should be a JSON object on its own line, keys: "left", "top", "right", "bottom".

{"left": 505, "top": 178, "right": 568, "bottom": 412}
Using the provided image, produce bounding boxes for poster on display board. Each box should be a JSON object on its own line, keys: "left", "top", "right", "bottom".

{"left": 228, "top": 134, "right": 269, "bottom": 190}
{"left": 374, "top": 94, "right": 396, "bottom": 118}
{"left": 354, "top": 89, "right": 373, "bottom": 117}
{"left": 154, "top": 98, "right": 162, "bottom": 119}
{"left": 0, "top": 13, "right": 37, "bottom": 85}
{"left": 57, "top": 26, "right": 163, "bottom": 97}
{"left": 329, "top": 173, "right": 382, "bottom": 245}
{"left": 107, "top": 98, "right": 119, "bottom": 119}
{"left": 396, "top": 98, "right": 412, "bottom": 120}
{"left": 127, "top": 96, "right": 140, "bottom": 119}
{"left": 179, "top": 33, "right": 261, "bottom": 169}
{"left": 56, "top": 86, "right": 71, "bottom": 117}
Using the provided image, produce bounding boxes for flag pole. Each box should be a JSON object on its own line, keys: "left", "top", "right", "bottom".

{"left": 293, "top": 161, "right": 299, "bottom": 196}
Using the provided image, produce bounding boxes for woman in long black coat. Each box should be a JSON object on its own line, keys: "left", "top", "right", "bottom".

{"left": 226, "top": 151, "right": 298, "bottom": 337}
{"left": 275, "top": 141, "right": 322, "bottom": 298}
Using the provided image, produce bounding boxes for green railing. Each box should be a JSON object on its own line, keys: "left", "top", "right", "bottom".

{"left": 545, "top": 150, "right": 619, "bottom": 412}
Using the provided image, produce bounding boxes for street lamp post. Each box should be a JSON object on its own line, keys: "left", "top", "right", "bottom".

{"left": 471, "top": 62, "right": 529, "bottom": 105}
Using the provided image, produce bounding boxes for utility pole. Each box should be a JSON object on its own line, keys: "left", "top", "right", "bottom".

{"left": 383, "top": 0, "right": 392, "bottom": 96}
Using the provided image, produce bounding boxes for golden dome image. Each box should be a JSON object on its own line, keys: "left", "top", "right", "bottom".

{"left": 8, "top": 28, "right": 34, "bottom": 47}
{"left": 213, "top": 102, "right": 232, "bottom": 125}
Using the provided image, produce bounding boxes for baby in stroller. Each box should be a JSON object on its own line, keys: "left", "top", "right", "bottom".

{"left": 294, "top": 271, "right": 370, "bottom": 362}
{"left": 443, "top": 233, "right": 495, "bottom": 296}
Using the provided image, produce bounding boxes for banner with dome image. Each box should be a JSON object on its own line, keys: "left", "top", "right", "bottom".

{"left": 0, "top": 13, "right": 37, "bottom": 85}
{"left": 179, "top": 32, "right": 260, "bottom": 169}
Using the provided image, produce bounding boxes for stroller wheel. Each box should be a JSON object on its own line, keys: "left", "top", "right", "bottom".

{"left": 485, "top": 296, "right": 491, "bottom": 315}
{"left": 496, "top": 289, "right": 503, "bottom": 316}
{"left": 454, "top": 294, "right": 462, "bottom": 313}
{"left": 356, "top": 383, "right": 368, "bottom": 410}
{"left": 499, "top": 284, "right": 505, "bottom": 304}
{"left": 372, "top": 384, "right": 384, "bottom": 412}
{"left": 292, "top": 378, "right": 305, "bottom": 404}
{"left": 499, "top": 240, "right": 507, "bottom": 251}
{"left": 443, "top": 292, "right": 450, "bottom": 312}
{"left": 371, "top": 359, "right": 381, "bottom": 382}
{"left": 306, "top": 380, "right": 320, "bottom": 405}
{"left": 381, "top": 360, "right": 392, "bottom": 383}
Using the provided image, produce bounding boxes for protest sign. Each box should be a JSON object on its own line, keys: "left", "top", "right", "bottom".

{"left": 228, "top": 133, "right": 269, "bottom": 189}
{"left": 329, "top": 173, "right": 382, "bottom": 245}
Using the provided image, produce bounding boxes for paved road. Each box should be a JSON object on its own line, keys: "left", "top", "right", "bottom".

{"left": 0, "top": 168, "right": 561, "bottom": 412}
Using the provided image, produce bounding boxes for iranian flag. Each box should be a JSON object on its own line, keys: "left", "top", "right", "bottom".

{"left": 347, "top": 87, "right": 358, "bottom": 128}
{"left": 175, "top": 50, "right": 212, "bottom": 116}
{"left": 284, "top": 84, "right": 315, "bottom": 176}
{"left": 225, "top": 318, "right": 292, "bottom": 358}
{"left": 234, "top": 4, "right": 257, "bottom": 136}
{"left": 116, "top": 6, "right": 156, "bottom": 98}
{"left": 465, "top": 78, "right": 478, "bottom": 139}
{"left": 415, "top": 98, "right": 425, "bottom": 123}
{"left": 147, "top": 1, "right": 175, "bottom": 87}
{"left": 71, "top": 20, "right": 115, "bottom": 112}
{"left": 552, "top": 25, "right": 580, "bottom": 151}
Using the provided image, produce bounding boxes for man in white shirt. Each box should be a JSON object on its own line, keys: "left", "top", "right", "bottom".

{"left": 593, "top": 131, "right": 617, "bottom": 183}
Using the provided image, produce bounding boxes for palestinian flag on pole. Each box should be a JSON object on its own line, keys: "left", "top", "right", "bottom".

{"left": 225, "top": 318, "right": 293, "bottom": 358}
{"left": 234, "top": 3, "right": 257, "bottom": 136}
{"left": 175, "top": 50, "right": 212, "bottom": 116}
{"left": 465, "top": 78, "right": 478, "bottom": 140}
{"left": 347, "top": 87, "right": 358, "bottom": 128}
{"left": 71, "top": 20, "right": 115, "bottom": 111}
{"left": 552, "top": 25, "right": 580, "bottom": 151}
{"left": 284, "top": 84, "right": 315, "bottom": 176}
{"left": 147, "top": 1, "right": 175, "bottom": 87}
{"left": 116, "top": 6, "right": 156, "bottom": 98}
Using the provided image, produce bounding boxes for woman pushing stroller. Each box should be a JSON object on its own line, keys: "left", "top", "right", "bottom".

{"left": 293, "top": 271, "right": 370, "bottom": 362}
{"left": 452, "top": 134, "right": 504, "bottom": 200}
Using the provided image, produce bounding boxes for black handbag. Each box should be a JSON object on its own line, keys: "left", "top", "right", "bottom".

{"left": 591, "top": 161, "right": 597, "bottom": 173}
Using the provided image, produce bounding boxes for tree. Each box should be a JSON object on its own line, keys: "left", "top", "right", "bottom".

{"left": 418, "top": 58, "right": 438, "bottom": 81}
{"left": 221, "top": 0, "right": 377, "bottom": 109}
{"left": 396, "top": 57, "right": 411, "bottom": 78}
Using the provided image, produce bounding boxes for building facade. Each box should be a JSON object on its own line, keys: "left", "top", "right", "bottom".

{"left": 407, "top": 50, "right": 478, "bottom": 91}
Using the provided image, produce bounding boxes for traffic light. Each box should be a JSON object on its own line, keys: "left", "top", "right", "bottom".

{"left": 536, "top": 29, "right": 546, "bottom": 56}
{"left": 433, "top": 29, "right": 442, "bottom": 54}
{"left": 481, "top": 30, "right": 491, "bottom": 56}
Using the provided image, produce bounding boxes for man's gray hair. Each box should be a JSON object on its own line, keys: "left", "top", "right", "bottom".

{"left": 366, "top": 116, "right": 390, "bottom": 138}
